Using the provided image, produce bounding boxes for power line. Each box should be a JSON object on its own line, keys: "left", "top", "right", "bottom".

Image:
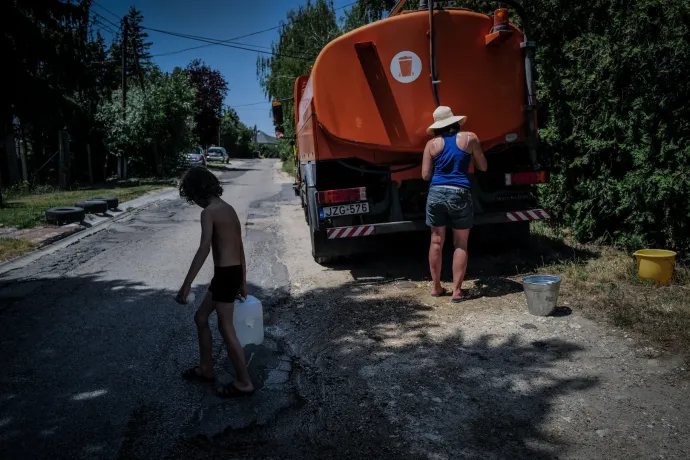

{"left": 149, "top": 29, "right": 275, "bottom": 55}
{"left": 91, "top": 0, "right": 122, "bottom": 21}
{"left": 91, "top": 10, "right": 121, "bottom": 30}
{"left": 151, "top": 25, "right": 283, "bottom": 57}
{"left": 229, "top": 97, "right": 292, "bottom": 108}
{"left": 90, "top": 15, "right": 117, "bottom": 35}
{"left": 144, "top": 27, "right": 313, "bottom": 60}
{"left": 149, "top": 1, "right": 357, "bottom": 58}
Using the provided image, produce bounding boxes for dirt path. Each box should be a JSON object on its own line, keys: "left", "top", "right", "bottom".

{"left": 267, "top": 171, "right": 690, "bottom": 459}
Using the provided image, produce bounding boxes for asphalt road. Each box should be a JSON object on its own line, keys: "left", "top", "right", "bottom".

{"left": 2, "top": 159, "right": 689, "bottom": 460}
{"left": 0, "top": 159, "right": 289, "bottom": 459}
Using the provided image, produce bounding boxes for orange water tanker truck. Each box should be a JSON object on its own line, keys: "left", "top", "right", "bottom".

{"left": 272, "top": 0, "right": 551, "bottom": 263}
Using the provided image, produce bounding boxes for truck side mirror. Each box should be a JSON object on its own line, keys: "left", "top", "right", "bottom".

{"left": 272, "top": 101, "right": 284, "bottom": 126}
{"left": 272, "top": 101, "right": 285, "bottom": 137}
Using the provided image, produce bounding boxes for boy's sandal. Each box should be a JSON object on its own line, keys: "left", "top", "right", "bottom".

{"left": 217, "top": 383, "right": 255, "bottom": 398}
{"left": 182, "top": 367, "right": 215, "bottom": 383}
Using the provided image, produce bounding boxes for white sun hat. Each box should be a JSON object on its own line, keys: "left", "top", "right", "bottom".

{"left": 426, "top": 106, "right": 467, "bottom": 135}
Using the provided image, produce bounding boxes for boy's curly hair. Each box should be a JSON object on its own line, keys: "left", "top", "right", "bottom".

{"left": 179, "top": 166, "right": 223, "bottom": 204}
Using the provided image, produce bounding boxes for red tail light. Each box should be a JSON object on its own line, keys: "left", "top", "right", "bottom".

{"left": 505, "top": 171, "right": 549, "bottom": 186}
{"left": 317, "top": 187, "right": 367, "bottom": 204}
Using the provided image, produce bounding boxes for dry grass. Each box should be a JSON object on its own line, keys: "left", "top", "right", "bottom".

{"left": 531, "top": 223, "right": 690, "bottom": 351}
{"left": 0, "top": 238, "right": 38, "bottom": 262}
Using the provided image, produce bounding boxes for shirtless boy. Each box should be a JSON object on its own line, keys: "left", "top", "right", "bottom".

{"left": 176, "top": 166, "right": 254, "bottom": 397}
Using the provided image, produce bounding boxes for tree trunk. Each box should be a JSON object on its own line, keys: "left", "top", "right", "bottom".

{"left": 102, "top": 140, "right": 109, "bottom": 182}
{"left": 4, "top": 127, "right": 20, "bottom": 186}
{"left": 153, "top": 141, "right": 162, "bottom": 177}
{"left": 19, "top": 124, "right": 29, "bottom": 184}
{"left": 86, "top": 143, "right": 93, "bottom": 184}
{"left": 58, "top": 131, "right": 66, "bottom": 189}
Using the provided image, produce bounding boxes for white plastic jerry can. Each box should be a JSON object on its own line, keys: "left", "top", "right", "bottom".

{"left": 233, "top": 295, "right": 264, "bottom": 347}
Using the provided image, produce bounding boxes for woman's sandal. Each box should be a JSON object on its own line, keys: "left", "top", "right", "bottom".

{"left": 451, "top": 292, "right": 476, "bottom": 303}
{"left": 217, "top": 383, "right": 255, "bottom": 398}
{"left": 431, "top": 288, "right": 448, "bottom": 298}
{"left": 182, "top": 367, "right": 215, "bottom": 383}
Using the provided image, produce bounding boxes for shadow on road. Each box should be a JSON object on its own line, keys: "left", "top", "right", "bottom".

{"left": 330, "top": 228, "right": 595, "bottom": 291}
{"left": 0, "top": 274, "right": 277, "bottom": 460}
{"left": 0, "top": 269, "right": 597, "bottom": 459}
{"left": 173, "top": 280, "right": 597, "bottom": 459}
{"left": 206, "top": 164, "right": 259, "bottom": 173}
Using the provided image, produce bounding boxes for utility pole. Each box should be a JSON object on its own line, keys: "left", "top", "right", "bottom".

{"left": 86, "top": 143, "right": 93, "bottom": 184}
{"left": 58, "top": 131, "right": 66, "bottom": 189}
{"left": 120, "top": 16, "right": 128, "bottom": 180}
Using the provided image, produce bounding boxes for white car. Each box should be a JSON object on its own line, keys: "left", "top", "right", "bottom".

{"left": 207, "top": 147, "right": 228, "bottom": 163}
{"left": 185, "top": 148, "right": 206, "bottom": 167}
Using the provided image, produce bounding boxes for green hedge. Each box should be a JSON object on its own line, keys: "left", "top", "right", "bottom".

{"left": 523, "top": 0, "right": 690, "bottom": 259}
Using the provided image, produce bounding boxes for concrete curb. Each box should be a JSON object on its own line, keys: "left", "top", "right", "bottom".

{"left": 0, "top": 187, "right": 179, "bottom": 275}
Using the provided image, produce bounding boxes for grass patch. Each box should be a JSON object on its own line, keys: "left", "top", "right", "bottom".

{"left": 530, "top": 223, "right": 690, "bottom": 352}
{"left": 0, "top": 238, "right": 38, "bottom": 262}
{"left": 1, "top": 179, "right": 175, "bottom": 229}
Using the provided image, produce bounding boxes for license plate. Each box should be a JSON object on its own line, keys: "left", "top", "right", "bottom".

{"left": 320, "top": 202, "right": 369, "bottom": 218}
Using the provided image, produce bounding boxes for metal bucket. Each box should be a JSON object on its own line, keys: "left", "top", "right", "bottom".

{"left": 521, "top": 275, "right": 562, "bottom": 316}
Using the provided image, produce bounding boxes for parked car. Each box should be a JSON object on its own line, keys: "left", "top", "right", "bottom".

{"left": 207, "top": 146, "right": 228, "bottom": 163}
{"left": 186, "top": 148, "right": 206, "bottom": 167}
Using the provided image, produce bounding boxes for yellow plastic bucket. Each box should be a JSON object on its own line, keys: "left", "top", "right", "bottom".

{"left": 633, "top": 249, "right": 677, "bottom": 285}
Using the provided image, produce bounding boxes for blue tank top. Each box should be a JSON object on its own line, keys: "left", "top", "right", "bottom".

{"left": 430, "top": 133, "right": 471, "bottom": 189}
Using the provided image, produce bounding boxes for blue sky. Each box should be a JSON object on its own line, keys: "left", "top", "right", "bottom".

{"left": 92, "top": 0, "right": 353, "bottom": 134}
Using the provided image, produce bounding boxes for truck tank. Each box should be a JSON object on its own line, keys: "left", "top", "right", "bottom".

{"left": 286, "top": 3, "right": 549, "bottom": 263}
{"left": 305, "top": 8, "right": 528, "bottom": 156}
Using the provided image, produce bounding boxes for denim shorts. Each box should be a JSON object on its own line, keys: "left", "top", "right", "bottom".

{"left": 426, "top": 185, "right": 474, "bottom": 229}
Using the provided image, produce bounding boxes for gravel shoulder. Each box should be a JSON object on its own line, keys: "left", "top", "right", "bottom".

{"left": 260, "top": 170, "right": 690, "bottom": 459}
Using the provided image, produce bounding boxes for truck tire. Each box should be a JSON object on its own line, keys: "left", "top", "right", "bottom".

{"left": 310, "top": 229, "right": 333, "bottom": 265}
{"left": 508, "top": 222, "right": 531, "bottom": 247}
{"left": 302, "top": 190, "right": 309, "bottom": 223}
{"left": 75, "top": 200, "right": 108, "bottom": 214}
{"left": 88, "top": 196, "right": 119, "bottom": 210}
{"left": 45, "top": 207, "right": 86, "bottom": 225}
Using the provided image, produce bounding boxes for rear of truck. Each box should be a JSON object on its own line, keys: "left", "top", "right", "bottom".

{"left": 284, "top": 3, "right": 551, "bottom": 263}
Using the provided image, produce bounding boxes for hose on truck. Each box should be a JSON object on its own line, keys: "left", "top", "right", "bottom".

{"left": 423, "top": 0, "right": 441, "bottom": 107}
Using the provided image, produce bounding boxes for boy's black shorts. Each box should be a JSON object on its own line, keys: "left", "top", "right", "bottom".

{"left": 208, "top": 265, "right": 242, "bottom": 303}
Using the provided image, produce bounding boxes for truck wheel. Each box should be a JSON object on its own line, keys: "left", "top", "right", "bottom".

{"left": 310, "top": 228, "right": 333, "bottom": 265}
{"left": 300, "top": 185, "right": 309, "bottom": 223}
{"left": 510, "top": 222, "right": 531, "bottom": 247}
{"left": 475, "top": 222, "right": 531, "bottom": 248}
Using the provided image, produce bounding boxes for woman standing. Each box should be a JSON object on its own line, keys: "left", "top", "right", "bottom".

{"left": 422, "top": 106, "right": 488, "bottom": 302}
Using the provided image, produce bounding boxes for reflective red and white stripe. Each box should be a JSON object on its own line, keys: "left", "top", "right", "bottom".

{"left": 506, "top": 209, "right": 552, "bottom": 222}
{"left": 327, "top": 225, "right": 375, "bottom": 239}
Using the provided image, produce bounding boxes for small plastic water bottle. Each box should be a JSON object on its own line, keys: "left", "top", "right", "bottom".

{"left": 186, "top": 292, "right": 196, "bottom": 305}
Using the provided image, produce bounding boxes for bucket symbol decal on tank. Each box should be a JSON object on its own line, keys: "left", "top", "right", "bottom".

{"left": 391, "top": 51, "right": 422, "bottom": 83}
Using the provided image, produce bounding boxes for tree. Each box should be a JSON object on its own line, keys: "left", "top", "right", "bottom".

{"left": 185, "top": 59, "right": 228, "bottom": 147}
{"left": 257, "top": 0, "right": 340, "bottom": 162}
{"left": 1, "top": 0, "right": 93, "bottom": 185}
{"left": 220, "top": 108, "right": 254, "bottom": 158}
{"left": 109, "top": 6, "right": 153, "bottom": 86}
{"left": 96, "top": 68, "right": 197, "bottom": 176}
{"left": 145, "top": 68, "right": 198, "bottom": 174}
